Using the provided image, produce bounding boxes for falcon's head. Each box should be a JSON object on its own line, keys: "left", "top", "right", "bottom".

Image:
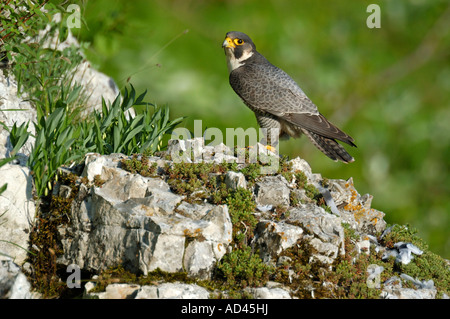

{"left": 222, "top": 31, "right": 256, "bottom": 73}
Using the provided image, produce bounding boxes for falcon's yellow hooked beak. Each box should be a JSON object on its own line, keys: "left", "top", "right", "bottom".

{"left": 222, "top": 37, "right": 235, "bottom": 49}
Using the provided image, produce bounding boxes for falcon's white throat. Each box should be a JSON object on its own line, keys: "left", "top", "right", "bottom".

{"left": 225, "top": 48, "right": 253, "bottom": 74}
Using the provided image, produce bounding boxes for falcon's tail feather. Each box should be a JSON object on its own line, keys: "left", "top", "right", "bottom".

{"left": 302, "top": 129, "right": 355, "bottom": 163}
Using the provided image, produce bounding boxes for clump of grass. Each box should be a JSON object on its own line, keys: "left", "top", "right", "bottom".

{"left": 226, "top": 188, "right": 257, "bottom": 246}
{"left": 27, "top": 101, "right": 83, "bottom": 197}
{"left": 164, "top": 161, "right": 231, "bottom": 203}
{"left": 210, "top": 182, "right": 230, "bottom": 205}
{"left": 271, "top": 239, "right": 323, "bottom": 298}
{"left": 380, "top": 224, "right": 426, "bottom": 250}
{"left": 289, "top": 169, "right": 330, "bottom": 212}
{"left": 215, "top": 246, "right": 273, "bottom": 289}
{"left": 93, "top": 174, "right": 106, "bottom": 187}
{"left": 7, "top": 84, "right": 181, "bottom": 198}
{"left": 239, "top": 163, "right": 261, "bottom": 186}
{"left": 120, "top": 154, "right": 158, "bottom": 177}
{"left": 277, "top": 155, "right": 293, "bottom": 182}
{"left": 85, "top": 86, "right": 184, "bottom": 156}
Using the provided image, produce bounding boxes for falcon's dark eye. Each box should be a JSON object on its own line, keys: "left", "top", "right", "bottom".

{"left": 234, "top": 38, "right": 244, "bottom": 45}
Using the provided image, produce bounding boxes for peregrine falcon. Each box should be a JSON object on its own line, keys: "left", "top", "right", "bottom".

{"left": 222, "top": 31, "right": 356, "bottom": 163}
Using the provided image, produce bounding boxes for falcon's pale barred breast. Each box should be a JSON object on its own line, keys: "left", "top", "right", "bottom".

{"left": 222, "top": 31, "right": 356, "bottom": 163}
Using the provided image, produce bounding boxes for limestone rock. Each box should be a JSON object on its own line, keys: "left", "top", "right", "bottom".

{"left": 287, "top": 203, "right": 346, "bottom": 263}
{"left": 244, "top": 286, "right": 291, "bottom": 299}
{"left": 288, "top": 157, "right": 312, "bottom": 180}
{"left": 176, "top": 201, "right": 215, "bottom": 220}
{"left": 381, "top": 287, "right": 437, "bottom": 299}
{"left": 168, "top": 139, "right": 238, "bottom": 164}
{"left": 225, "top": 171, "right": 247, "bottom": 190}
{"left": 254, "top": 220, "right": 303, "bottom": 262}
{"left": 0, "top": 259, "right": 33, "bottom": 299}
{"left": 255, "top": 175, "right": 290, "bottom": 208}
{"left": 151, "top": 282, "right": 210, "bottom": 299}
{"left": 89, "top": 283, "right": 140, "bottom": 299}
{"left": 85, "top": 282, "right": 210, "bottom": 299}
{"left": 59, "top": 157, "right": 233, "bottom": 279}
{"left": 0, "top": 164, "right": 35, "bottom": 264}
{"left": 326, "top": 178, "right": 386, "bottom": 235}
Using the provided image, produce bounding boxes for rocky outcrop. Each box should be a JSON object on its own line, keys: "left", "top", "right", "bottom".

{"left": 70, "top": 141, "right": 450, "bottom": 299}
{"left": 57, "top": 143, "right": 382, "bottom": 276}
{"left": 57, "top": 153, "right": 232, "bottom": 279}
{"left": 1, "top": 136, "right": 448, "bottom": 299}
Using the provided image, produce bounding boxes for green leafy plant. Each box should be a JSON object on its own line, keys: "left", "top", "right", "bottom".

{"left": 1, "top": 1, "right": 86, "bottom": 197}
{"left": 226, "top": 189, "right": 255, "bottom": 220}
{"left": 84, "top": 85, "right": 184, "bottom": 156}
{"left": 4, "top": 120, "right": 31, "bottom": 156}
{"left": 7, "top": 84, "right": 183, "bottom": 197}
{"left": 0, "top": 1, "right": 50, "bottom": 41}
{"left": 0, "top": 119, "right": 30, "bottom": 194}
{"left": 1, "top": 1, "right": 88, "bottom": 120}
{"left": 120, "top": 154, "right": 158, "bottom": 177}
{"left": 28, "top": 101, "right": 81, "bottom": 197}
{"left": 8, "top": 121, "right": 29, "bottom": 151}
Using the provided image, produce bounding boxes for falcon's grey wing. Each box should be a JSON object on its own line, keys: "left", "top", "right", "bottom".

{"left": 230, "top": 59, "right": 355, "bottom": 146}
{"left": 230, "top": 60, "right": 317, "bottom": 114}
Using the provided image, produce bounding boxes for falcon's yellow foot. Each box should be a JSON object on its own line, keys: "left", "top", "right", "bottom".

{"left": 265, "top": 145, "right": 277, "bottom": 153}
{"left": 239, "top": 145, "right": 277, "bottom": 153}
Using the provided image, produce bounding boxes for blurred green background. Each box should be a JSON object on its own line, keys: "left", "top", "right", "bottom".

{"left": 68, "top": 0, "right": 449, "bottom": 257}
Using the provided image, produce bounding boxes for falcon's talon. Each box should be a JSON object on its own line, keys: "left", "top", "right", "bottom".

{"left": 264, "top": 145, "right": 277, "bottom": 153}
{"left": 223, "top": 31, "right": 356, "bottom": 163}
